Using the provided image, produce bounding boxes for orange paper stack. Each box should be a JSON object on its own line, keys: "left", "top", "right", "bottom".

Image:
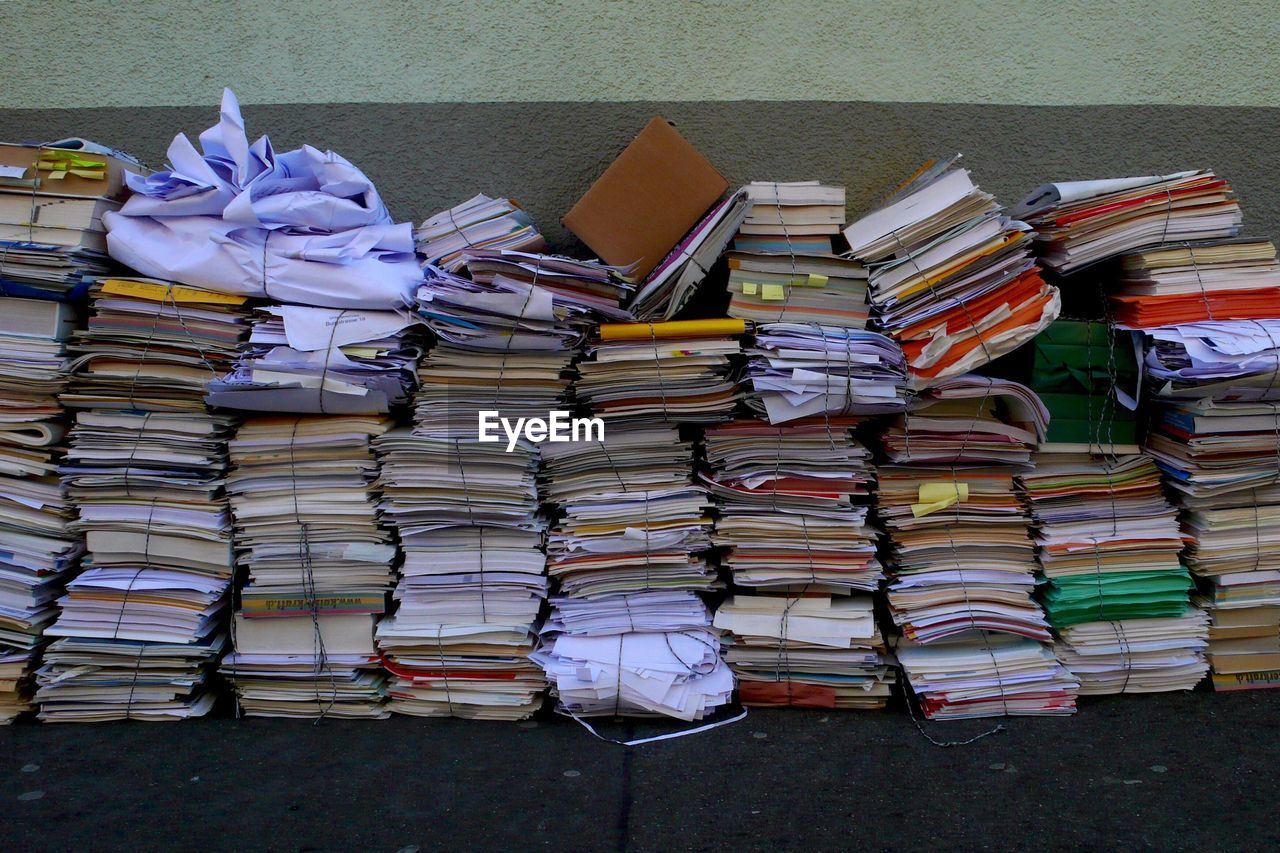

{"left": 843, "top": 157, "right": 1060, "bottom": 389}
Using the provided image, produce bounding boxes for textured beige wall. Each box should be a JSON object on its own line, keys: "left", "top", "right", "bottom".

{"left": 3, "top": 0, "right": 1278, "bottom": 108}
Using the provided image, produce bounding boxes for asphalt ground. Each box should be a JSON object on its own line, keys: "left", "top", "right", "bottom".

{"left": 2, "top": 688, "right": 1278, "bottom": 851}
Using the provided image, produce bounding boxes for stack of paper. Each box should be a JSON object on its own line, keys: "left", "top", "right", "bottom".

{"left": 879, "top": 465, "right": 1051, "bottom": 643}
{"left": 744, "top": 324, "right": 908, "bottom": 423}
{"left": 0, "top": 296, "right": 82, "bottom": 721}
{"left": 880, "top": 375, "right": 1049, "bottom": 467}
{"left": 725, "top": 182, "right": 871, "bottom": 326}
{"left": 1201, "top": 605, "right": 1280, "bottom": 691}
{"left": 1013, "top": 169, "right": 1243, "bottom": 274}
{"left": 0, "top": 140, "right": 144, "bottom": 301}
{"left": 221, "top": 416, "right": 393, "bottom": 718}
{"left": 221, "top": 612, "right": 388, "bottom": 718}
{"left": 206, "top": 305, "right": 422, "bottom": 414}
{"left": 104, "top": 89, "right": 419, "bottom": 309}
{"left": 1020, "top": 453, "right": 1205, "bottom": 692}
{"left": 1111, "top": 239, "right": 1280, "bottom": 328}
{"left": 843, "top": 156, "right": 1060, "bottom": 387}
{"left": 373, "top": 431, "right": 546, "bottom": 719}
{"left": 415, "top": 195, "right": 546, "bottom": 272}
{"left": 630, "top": 189, "right": 751, "bottom": 321}
{"left": 1054, "top": 610, "right": 1209, "bottom": 694}
{"left": 61, "top": 278, "right": 251, "bottom": 412}
{"left": 532, "top": 629, "right": 733, "bottom": 721}
{"left": 36, "top": 409, "right": 236, "bottom": 721}
{"left": 412, "top": 253, "right": 629, "bottom": 436}
{"left": 1144, "top": 319, "right": 1280, "bottom": 401}
{"left": 576, "top": 320, "right": 744, "bottom": 425}
{"left": 541, "top": 426, "right": 716, "bottom": 598}
{"left": 896, "top": 635, "right": 1079, "bottom": 718}
{"left": 536, "top": 426, "right": 735, "bottom": 720}
{"left": 714, "top": 595, "right": 894, "bottom": 710}
{"left": 702, "top": 419, "right": 881, "bottom": 591}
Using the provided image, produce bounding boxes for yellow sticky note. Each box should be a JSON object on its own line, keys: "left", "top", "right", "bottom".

{"left": 761, "top": 283, "right": 786, "bottom": 302}
{"left": 807, "top": 273, "right": 829, "bottom": 288}
{"left": 101, "top": 279, "right": 248, "bottom": 306}
{"left": 742, "top": 282, "right": 758, "bottom": 295}
{"left": 910, "top": 481, "right": 969, "bottom": 517}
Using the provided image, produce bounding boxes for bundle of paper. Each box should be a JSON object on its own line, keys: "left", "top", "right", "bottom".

{"left": 39, "top": 409, "right": 236, "bottom": 721}
{"left": 222, "top": 416, "right": 393, "bottom": 718}
{"left": 725, "top": 182, "right": 871, "bottom": 326}
{"left": 1054, "top": 610, "right": 1209, "bottom": 694}
{"left": 61, "top": 278, "right": 250, "bottom": 412}
{"left": 415, "top": 252, "right": 630, "bottom": 436}
{"left": 532, "top": 629, "right": 734, "bottom": 720}
{"left": 1200, "top": 605, "right": 1280, "bottom": 691}
{"left": 630, "top": 189, "right": 751, "bottom": 321}
{"left": 461, "top": 250, "right": 634, "bottom": 322}
{"left": 373, "top": 431, "right": 546, "bottom": 720}
{"left": 1029, "top": 318, "right": 1142, "bottom": 453}
{"left": 207, "top": 305, "right": 423, "bottom": 414}
{"left": 221, "top": 613, "right": 388, "bottom": 718}
{"left": 896, "top": 634, "right": 1079, "bottom": 718}
{"left": 843, "top": 157, "right": 1060, "bottom": 387}
{"left": 1013, "top": 169, "right": 1243, "bottom": 274}
{"left": 415, "top": 195, "right": 546, "bottom": 272}
{"left": 1020, "top": 454, "right": 1195, "bottom": 633}
{"left": 881, "top": 375, "right": 1049, "bottom": 466}
{"left": 0, "top": 296, "right": 83, "bottom": 716}
{"left": 0, "top": 650, "right": 36, "bottom": 722}
{"left": 0, "top": 140, "right": 144, "bottom": 301}
{"left": 34, "top": 634, "right": 226, "bottom": 722}
{"left": 541, "top": 427, "right": 716, "bottom": 599}
{"left": 745, "top": 323, "right": 908, "bottom": 423}
{"left": 1145, "top": 320, "right": 1280, "bottom": 401}
{"left": 543, "top": 591, "right": 712, "bottom": 635}
{"left": 104, "top": 89, "right": 420, "bottom": 309}
{"left": 576, "top": 320, "right": 744, "bottom": 424}
{"left": 714, "top": 595, "right": 894, "bottom": 710}
{"left": 1110, "top": 239, "right": 1280, "bottom": 328}
{"left": 0, "top": 297, "right": 76, "bottom": 474}
{"left": 703, "top": 419, "right": 881, "bottom": 591}
{"left": 740, "top": 181, "right": 846, "bottom": 236}
{"left": 1145, "top": 398, "right": 1280, "bottom": 499}
{"left": 878, "top": 465, "right": 1052, "bottom": 643}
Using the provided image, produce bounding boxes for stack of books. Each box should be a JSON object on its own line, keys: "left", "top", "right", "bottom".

{"left": 1014, "top": 169, "right": 1243, "bottom": 274}
{"left": 0, "top": 297, "right": 82, "bottom": 721}
{"left": 843, "top": 156, "right": 1060, "bottom": 388}
{"left": 415, "top": 195, "right": 546, "bottom": 272}
{"left": 221, "top": 416, "right": 393, "bottom": 718}
{"left": 373, "top": 432, "right": 546, "bottom": 719}
{"left": 0, "top": 141, "right": 144, "bottom": 301}
{"left": 1020, "top": 454, "right": 1207, "bottom": 693}
{"left": 38, "top": 409, "right": 236, "bottom": 721}
{"left": 576, "top": 320, "right": 744, "bottom": 425}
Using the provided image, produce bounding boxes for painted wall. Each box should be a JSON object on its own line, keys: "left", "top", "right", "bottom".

{"left": 1, "top": 2, "right": 1277, "bottom": 249}
{"left": 3, "top": 0, "right": 1278, "bottom": 107}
